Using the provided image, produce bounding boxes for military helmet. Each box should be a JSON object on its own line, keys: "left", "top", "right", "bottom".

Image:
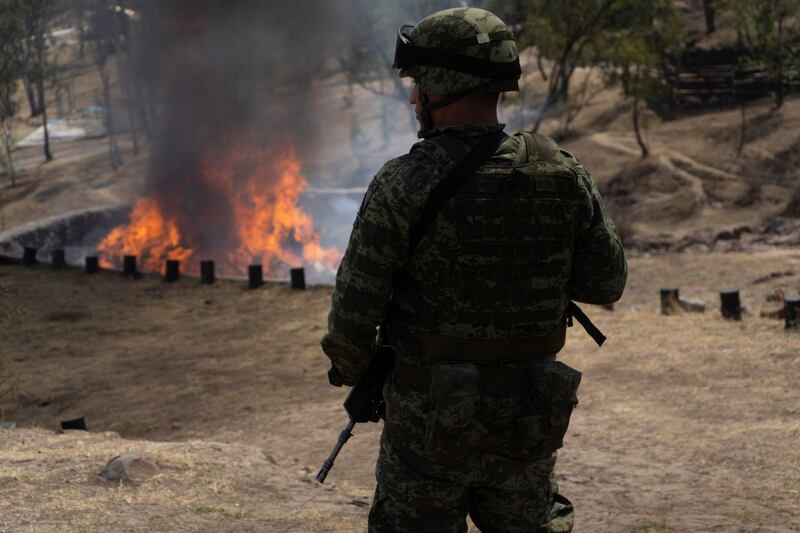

{"left": 393, "top": 7, "right": 521, "bottom": 95}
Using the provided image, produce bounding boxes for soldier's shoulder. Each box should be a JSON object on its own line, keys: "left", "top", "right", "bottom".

{"left": 510, "top": 130, "right": 577, "bottom": 164}
{"left": 373, "top": 147, "right": 439, "bottom": 192}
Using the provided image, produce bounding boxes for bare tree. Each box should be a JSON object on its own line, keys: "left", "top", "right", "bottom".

{"left": 17, "top": 0, "right": 54, "bottom": 161}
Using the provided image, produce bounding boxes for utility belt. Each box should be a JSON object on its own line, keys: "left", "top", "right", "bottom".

{"left": 418, "top": 325, "right": 566, "bottom": 364}
{"left": 393, "top": 355, "right": 554, "bottom": 397}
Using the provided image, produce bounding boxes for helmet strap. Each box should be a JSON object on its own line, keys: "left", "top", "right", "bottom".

{"left": 417, "top": 90, "right": 435, "bottom": 139}
{"left": 417, "top": 89, "right": 469, "bottom": 139}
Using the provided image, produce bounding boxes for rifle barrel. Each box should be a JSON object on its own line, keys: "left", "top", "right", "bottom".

{"left": 315, "top": 418, "right": 357, "bottom": 483}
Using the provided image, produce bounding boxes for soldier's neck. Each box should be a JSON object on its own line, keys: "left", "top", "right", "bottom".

{"left": 431, "top": 98, "right": 499, "bottom": 128}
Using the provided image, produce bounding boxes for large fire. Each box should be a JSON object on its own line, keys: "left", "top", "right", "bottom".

{"left": 98, "top": 142, "right": 341, "bottom": 278}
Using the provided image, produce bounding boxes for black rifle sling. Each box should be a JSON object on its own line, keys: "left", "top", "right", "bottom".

{"left": 409, "top": 130, "right": 508, "bottom": 254}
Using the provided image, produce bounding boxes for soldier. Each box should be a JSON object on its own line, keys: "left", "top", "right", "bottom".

{"left": 321, "top": 7, "right": 626, "bottom": 533}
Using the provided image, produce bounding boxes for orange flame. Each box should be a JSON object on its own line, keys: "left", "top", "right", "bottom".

{"left": 98, "top": 197, "right": 194, "bottom": 272}
{"left": 98, "top": 142, "right": 340, "bottom": 278}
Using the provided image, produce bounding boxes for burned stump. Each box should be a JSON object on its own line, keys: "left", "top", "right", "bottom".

{"left": 660, "top": 288, "right": 680, "bottom": 315}
{"left": 51, "top": 249, "right": 66, "bottom": 268}
{"left": 23, "top": 247, "right": 37, "bottom": 266}
{"left": 85, "top": 256, "right": 99, "bottom": 274}
{"left": 122, "top": 255, "right": 138, "bottom": 278}
{"left": 165, "top": 260, "right": 180, "bottom": 282}
{"left": 720, "top": 290, "right": 742, "bottom": 320}
{"left": 291, "top": 267, "right": 306, "bottom": 290}
{"left": 200, "top": 260, "right": 215, "bottom": 284}
{"left": 248, "top": 264, "right": 263, "bottom": 289}
{"left": 786, "top": 296, "right": 800, "bottom": 330}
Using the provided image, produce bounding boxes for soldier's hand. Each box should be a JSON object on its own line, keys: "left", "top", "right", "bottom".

{"left": 327, "top": 364, "right": 345, "bottom": 387}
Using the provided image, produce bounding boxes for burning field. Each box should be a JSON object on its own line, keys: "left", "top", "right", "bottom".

{"left": 97, "top": 141, "right": 340, "bottom": 278}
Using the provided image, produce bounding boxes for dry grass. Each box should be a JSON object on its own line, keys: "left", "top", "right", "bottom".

{"left": 1, "top": 250, "right": 799, "bottom": 531}
{"left": 0, "top": 428, "right": 365, "bottom": 532}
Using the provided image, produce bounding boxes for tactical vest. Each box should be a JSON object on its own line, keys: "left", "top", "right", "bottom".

{"left": 392, "top": 131, "right": 584, "bottom": 354}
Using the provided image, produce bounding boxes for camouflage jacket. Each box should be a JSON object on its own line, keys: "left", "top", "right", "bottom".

{"left": 321, "top": 124, "right": 627, "bottom": 385}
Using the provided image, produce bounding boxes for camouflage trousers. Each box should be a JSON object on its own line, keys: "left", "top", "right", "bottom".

{"left": 367, "top": 361, "right": 576, "bottom": 533}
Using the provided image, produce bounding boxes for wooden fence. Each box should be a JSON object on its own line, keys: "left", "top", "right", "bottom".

{"left": 664, "top": 47, "right": 800, "bottom": 110}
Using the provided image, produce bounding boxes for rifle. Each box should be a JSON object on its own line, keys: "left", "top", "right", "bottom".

{"left": 315, "top": 339, "right": 395, "bottom": 484}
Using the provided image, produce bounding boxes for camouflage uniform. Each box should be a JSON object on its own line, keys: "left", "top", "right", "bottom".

{"left": 321, "top": 8, "right": 627, "bottom": 533}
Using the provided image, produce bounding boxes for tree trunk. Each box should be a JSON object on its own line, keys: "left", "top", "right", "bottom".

{"left": 126, "top": 96, "right": 139, "bottom": 156}
{"left": 37, "top": 77, "right": 52, "bottom": 162}
{"left": 100, "top": 66, "right": 122, "bottom": 169}
{"left": 777, "top": 11, "right": 785, "bottom": 108}
{"left": 703, "top": 0, "right": 716, "bottom": 35}
{"left": 737, "top": 101, "right": 746, "bottom": 158}
{"left": 537, "top": 53, "right": 548, "bottom": 81}
{"left": 35, "top": 77, "right": 45, "bottom": 118}
{"left": 632, "top": 68, "right": 649, "bottom": 158}
{"left": 135, "top": 80, "right": 151, "bottom": 139}
{"left": 67, "top": 81, "right": 74, "bottom": 114}
{"left": 2, "top": 120, "right": 15, "bottom": 187}
{"left": 23, "top": 76, "right": 39, "bottom": 117}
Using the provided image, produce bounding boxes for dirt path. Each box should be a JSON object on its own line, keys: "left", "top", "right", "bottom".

{"left": 2, "top": 250, "right": 799, "bottom": 531}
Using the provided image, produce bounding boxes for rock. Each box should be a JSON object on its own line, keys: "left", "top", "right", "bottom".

{"left": 97, "top": 453, "right": 160, "bottom": 482}
{"left": 678, "top": 298, "right": 706, "bottom": 313}
{"left": 0, "top": 421, "right": 16, "bottom": 430}
{"left": 766, "top": 289, "right": 786, "bottom": 303}
{"left": 760, "top": 307, "right": 786, "bottom": 320}
{"left": 715, "top": 225, "right": 752, "bottom": 241}
{"left": 754, "top": 272, "right": 795, "bottom": 285}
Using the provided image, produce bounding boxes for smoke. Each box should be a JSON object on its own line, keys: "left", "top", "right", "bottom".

{"left": 112, "top": 1, "right": 469, "bottom": 274}
{"left": 115, "top": 0, "right": 354, "bottom": 268}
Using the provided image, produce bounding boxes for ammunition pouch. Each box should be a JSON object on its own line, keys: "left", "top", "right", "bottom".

{"left": 514, "top": 361, "right": 581, "bottom": 460}
{"left": 422, "top": 363, "right": 486, "bottom": 457}
{"left": 391, "top": 358, "right": 580, "bottom": 461}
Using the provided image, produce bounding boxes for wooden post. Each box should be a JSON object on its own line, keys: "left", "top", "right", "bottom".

{"left": 60, "top": 416, "right": 87, "bottom": 431}
{"left": 85, "top": 256, "right": 99, "bottom": 274}
{"left": 164, "top": 260, "right": 180, "bottom": 282}
{"left": 720, "top": 290, "right": 742, "bottom": 320}
{"left": 248, "top": 264, "right": 263, "bottom": 289}
{"left": 291, "top": 267, "right": 306, "bottom": 290}
{"left": 23, "top": 247, "right": 37, "bottom": 266}
{"left": 122, "top": 255, "right": 137, "bottom": 278}
{"left": 51, "top": 249, "right": 66, "bottom": 268}
{"left": 660, "top": 288, "right": 680, "bottom": 315}
{"left": 200, "top": 260, "right": 215, "bottom": 284}
{"left": 786, "top": 296, "right": 800, "bottom": 330}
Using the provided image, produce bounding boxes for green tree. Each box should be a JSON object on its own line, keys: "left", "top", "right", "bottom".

{"left": 492, "top": 0, "right": 683, "bottom": 138}
{"left": 508, "top": 0, "right": 618, "bottom": 131}
{"left": 85, "top": 0, "right": 125, "bottom": 169}
{"left": 16, "top": 0, "right": 55, "bottom": 161}
{"left": 599, "top": 0, "right": 683, "bottom": 157}
{"left": 0, "top": 0, "right": 24, "bottom": 185}
{"left": 728, "top": 0, "right": 800, "bottom": 108}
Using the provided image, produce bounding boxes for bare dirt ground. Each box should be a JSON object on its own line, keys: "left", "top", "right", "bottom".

{"left": 1, "top": 250, "right": 799, "bottom": 532}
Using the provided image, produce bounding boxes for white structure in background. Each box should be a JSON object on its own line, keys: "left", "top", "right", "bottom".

{"left": 17, "top": 119, "right": 88, "bottom": 146}
{"left": 17, "top": 107, "right": 107, "bottom": 147}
